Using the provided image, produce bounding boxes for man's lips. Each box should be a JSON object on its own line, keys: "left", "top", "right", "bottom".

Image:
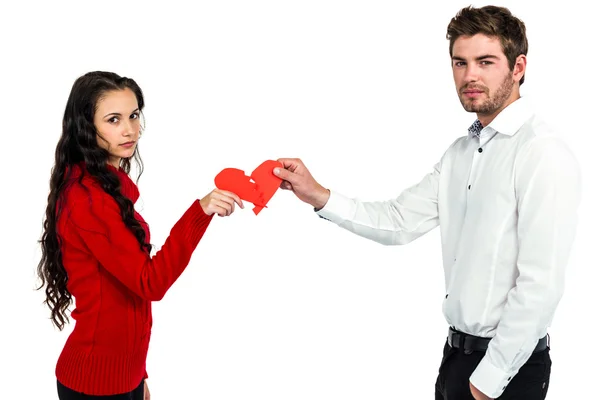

{"left": 463, "top": 89, "right": 485, "bottom": 98}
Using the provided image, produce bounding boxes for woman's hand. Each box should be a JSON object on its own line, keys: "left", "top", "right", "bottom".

{"left": 200, "top": 189, "right": 244, "bottom": 216}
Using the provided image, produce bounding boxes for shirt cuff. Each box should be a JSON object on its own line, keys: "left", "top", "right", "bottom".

{"left": 314, "top": 190, "right": 355, "bottom": 224}
{"left": 469, "top": 355, "right": 513, "bottom": 398}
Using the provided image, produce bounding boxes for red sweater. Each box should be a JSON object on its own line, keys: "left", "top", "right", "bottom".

{"left": 55, "top": 163, "right": 212, "bottom": 395}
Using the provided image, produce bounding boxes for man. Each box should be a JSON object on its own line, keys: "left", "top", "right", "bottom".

{"left": 272, "top": 5, "right": 581, "bottom": 400}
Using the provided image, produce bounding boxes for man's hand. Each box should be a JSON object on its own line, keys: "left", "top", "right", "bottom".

{"left": 273, "top": 158, "right": 330, "bottom": 209}
{"left": 470, "top": 382, "right": 492, "bottom": 399}
{"left": 144, "top": 379, "right": 150, "bottom": 400}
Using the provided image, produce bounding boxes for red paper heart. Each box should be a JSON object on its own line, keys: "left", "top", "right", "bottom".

{"left": 214, "top": 160, "right": 283, "bottom": 215}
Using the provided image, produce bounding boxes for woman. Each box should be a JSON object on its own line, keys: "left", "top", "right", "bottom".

{"left": 37, "top": 71, "right": 242, "bottom": 399}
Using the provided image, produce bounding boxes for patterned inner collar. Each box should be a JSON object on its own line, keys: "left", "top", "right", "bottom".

{"left": 468, "top": 120, "right": 484, "bottom": 138}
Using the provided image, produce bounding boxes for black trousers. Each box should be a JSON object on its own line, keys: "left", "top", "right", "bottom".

{"left": 57, "top": 380, "right": 144, "bottom": 400}
{"left": 435, "top": 339, "right": 551, "bottom": 399}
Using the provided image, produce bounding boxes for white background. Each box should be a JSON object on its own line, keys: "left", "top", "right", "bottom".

{"left": 1, "top": 1, "right": 598, "bottom": 399}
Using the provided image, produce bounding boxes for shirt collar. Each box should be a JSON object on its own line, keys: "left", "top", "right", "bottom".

{"left": 467, "top": 97, "right": 534, "bottom": 138}
{"left": 467, "top": 120, "right": 484, "bottom": 138}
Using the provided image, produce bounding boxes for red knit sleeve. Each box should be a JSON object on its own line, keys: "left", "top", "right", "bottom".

{"left": 63, "top": 188, "right": 213, "bottom": 301}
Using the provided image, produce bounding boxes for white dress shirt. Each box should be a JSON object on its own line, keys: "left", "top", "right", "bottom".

{"left": 316, "top": 97, "right": 581, "bottom": 398}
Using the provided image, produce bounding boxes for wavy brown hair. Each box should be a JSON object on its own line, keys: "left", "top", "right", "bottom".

{"left": 446, "top": 5, "right": 528, "bottom": 85}
{"left": 37, "top": 71, "right": 152, "bottom": 330}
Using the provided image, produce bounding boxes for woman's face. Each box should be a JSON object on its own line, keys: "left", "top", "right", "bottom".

{"left": 94, "top": 88, "right": 141, "bottom": 168}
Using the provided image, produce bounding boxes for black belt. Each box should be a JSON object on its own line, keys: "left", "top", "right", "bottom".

{"left": 447, "top": 328, "right": 548, "bottom": 354}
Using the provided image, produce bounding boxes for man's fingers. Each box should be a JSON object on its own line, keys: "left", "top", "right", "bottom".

{"left": 273, "top": 166, "right": 298, "bottom": 184}
{"left": 279, "top": 181, "right": 293, "bottom": 190}
{"left": 276, "top": 158, "right": 301, "bottom": 169}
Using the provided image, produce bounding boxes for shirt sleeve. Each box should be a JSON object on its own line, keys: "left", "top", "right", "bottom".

{"left": 63, "top": 190, "right": 213, "bottom": 301}
{"left": 469, "top": 137, "right": 582, "bottom": 398}
{"left": 315, "top": 160, "right": 442, "bottom": 245}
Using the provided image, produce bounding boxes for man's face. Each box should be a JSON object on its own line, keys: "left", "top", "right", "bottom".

{"left": 451, "top": 34, "right": 523, "bottom": 117}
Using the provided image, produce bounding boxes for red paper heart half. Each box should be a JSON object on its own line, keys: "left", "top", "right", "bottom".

{"left": 214, "top": 160, "right": 283, "bottom": 215}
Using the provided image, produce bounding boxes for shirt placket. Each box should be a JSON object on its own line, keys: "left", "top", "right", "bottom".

{"left": 467, "top": 140, "right": 485, "bottom": 198}
{"left": 466, "top": 121, "right": 494, "bottom": 198}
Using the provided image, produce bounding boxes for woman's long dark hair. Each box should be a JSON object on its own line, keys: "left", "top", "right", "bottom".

{"left": 37, "top": 71, "right": 152, "bottom": 330}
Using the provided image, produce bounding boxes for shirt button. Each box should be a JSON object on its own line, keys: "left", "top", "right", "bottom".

{"left": 478, "top": 148, "right": 483, "bottom": 153}
{"left": 468, "top": 185, "right": 471, "bottom": 190}
{"left": 445, "top": 294, "right": 448, "bottom": 298}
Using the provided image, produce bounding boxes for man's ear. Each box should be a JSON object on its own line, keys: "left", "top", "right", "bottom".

{"left": 513, "top": 54, "right": 527, "bottom": 84}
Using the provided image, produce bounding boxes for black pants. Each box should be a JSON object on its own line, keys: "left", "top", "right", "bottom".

{"left": 435, "top": 340, "right": 551, "bottom": 399}
{"left": 57, "top": 380, "right": 144, "bottom": 400}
